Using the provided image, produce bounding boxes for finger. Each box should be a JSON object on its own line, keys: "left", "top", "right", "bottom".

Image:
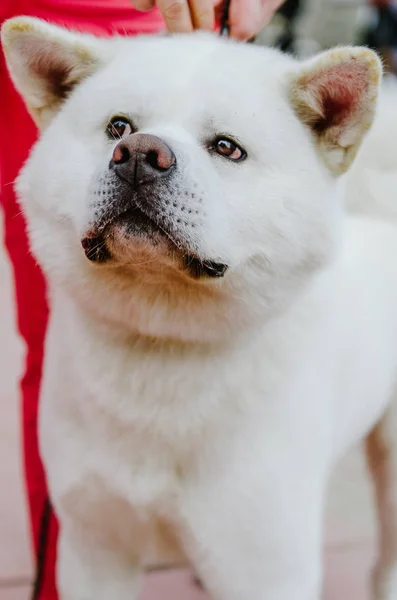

{"left": 130, "top": 0, "right": 156, "bottom": 11}
{"left": 157, "top": 0, "right": 194, "bottom": 32}
{"left": 229, "top": 0, "right": 261, "bottom": 40}
{"left": 229, "top": 0, "right": 281, "bottom": 39}
{"left": 188, "top": 0, "right": 215, "bottom": 30}
{"left": 263, "top": 0, "right": 285, "bottom": 21}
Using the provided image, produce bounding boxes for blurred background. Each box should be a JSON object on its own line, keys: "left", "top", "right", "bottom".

{"left": 0, "top": 1, "right": 396, "bottom": 598}
{"left": 262, "top": 0, "right": 397, "bottom": 74}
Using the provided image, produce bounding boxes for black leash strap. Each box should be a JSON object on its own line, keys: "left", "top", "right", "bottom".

{"left": 220, "top": 0, "right": 232, "bottom": 36}
{"left": 31, "top": 498, "right": 52, "bottom": 600}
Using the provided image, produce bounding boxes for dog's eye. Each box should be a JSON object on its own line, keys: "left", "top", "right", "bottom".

{"left": 212, "top": 137, "right": 246, "bottom": 162}
{"left": 106, "top": 116, "right": 133, "bottom": 140}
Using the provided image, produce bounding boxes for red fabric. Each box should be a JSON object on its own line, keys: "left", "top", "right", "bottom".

{"left": 0, "top": 2, "right": 163, "bottom": 598}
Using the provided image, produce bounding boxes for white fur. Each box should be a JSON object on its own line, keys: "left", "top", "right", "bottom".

{"left": 2, "top": 18, "right": 397, "bottom": 600}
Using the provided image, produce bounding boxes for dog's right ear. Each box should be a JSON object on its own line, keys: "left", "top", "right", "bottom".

{"left": 1, "top": 17, "right": 107, "bottom": 129}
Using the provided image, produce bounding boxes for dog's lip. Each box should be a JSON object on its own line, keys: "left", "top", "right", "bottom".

{"left": 81, "top": 205, "right": 188, "bottom": 266}
{"left": 184, "top": 256, "right": 228, "bottom": 279}
{"left": 83, "top": 205, "right": 184, "bottom": 251}
{"left": 81, "top": 235, "right": 111, "bottom": 262}
{"left": 81, "top": 207, "right": 229, "bottom": 278}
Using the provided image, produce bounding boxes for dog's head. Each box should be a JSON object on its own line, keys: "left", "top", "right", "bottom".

{"left": 1, "top": 18, "right": 381, "bottom": 341}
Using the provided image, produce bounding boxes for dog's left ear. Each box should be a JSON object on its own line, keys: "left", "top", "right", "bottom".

{"left": 1, "top": 17, "right": 108, "bottom": 129}
{"left": 289, "top": 47, "right": 382, "bottom": 175}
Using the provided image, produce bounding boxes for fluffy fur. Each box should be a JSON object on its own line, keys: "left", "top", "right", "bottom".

{"left": 2, "top": 16, "right": 397, "bottom": 600}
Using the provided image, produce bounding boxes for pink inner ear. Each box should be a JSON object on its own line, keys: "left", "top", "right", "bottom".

{"left": 306, "top": 61, "right": 370, "bottom": 133}
{"left": 28, "top": 38, "right": 75, "bottom": 100}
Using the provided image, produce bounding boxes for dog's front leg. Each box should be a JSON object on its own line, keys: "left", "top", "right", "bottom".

{"left": 180, "top": 437, "right": 326, "bottom": 600}
{"left": 57, "top": 523, "right": 142, "bottom": 600}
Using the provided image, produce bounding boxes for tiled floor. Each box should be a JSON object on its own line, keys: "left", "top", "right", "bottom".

{"left": 0, "top": 209, "right": 378, "bottom": 599}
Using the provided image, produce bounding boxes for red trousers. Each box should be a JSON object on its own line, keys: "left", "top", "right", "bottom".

{"left": 0, "top": 3, "right": 163, "bottom": 598}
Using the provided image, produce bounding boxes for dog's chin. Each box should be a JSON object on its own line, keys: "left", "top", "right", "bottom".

{"left": 81, "top": 208, "right": 228, "bottom": 281}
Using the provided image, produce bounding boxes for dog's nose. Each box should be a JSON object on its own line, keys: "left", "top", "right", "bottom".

{"left": 111, "top": 133, "right": 176, "bottom": 186}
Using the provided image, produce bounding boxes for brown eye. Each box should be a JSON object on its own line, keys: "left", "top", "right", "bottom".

{"left": 106, "top": 116, "right": 133, "bottom": 140}
{"left": 213, "top": 137, "right": 246, "bottom": 162}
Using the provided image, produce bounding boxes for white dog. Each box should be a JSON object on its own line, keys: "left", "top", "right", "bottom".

{"left": 2, "top": 16, "right": 397, "bottom": 600}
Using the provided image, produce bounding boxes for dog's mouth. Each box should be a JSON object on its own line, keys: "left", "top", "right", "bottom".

{"left": 81, "top": 206, "right": 228, "bottom": 280}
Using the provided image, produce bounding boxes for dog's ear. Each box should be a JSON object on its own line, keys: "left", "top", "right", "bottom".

{"left": 1, "top": 17, "right": 107, "bottom": 128}
{"left": 289, "top": 47, "right": 382, "bottom": 175}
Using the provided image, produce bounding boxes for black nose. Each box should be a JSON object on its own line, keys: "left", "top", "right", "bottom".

{"left": 110, "top": 133, "right": 176, "bottom": 186}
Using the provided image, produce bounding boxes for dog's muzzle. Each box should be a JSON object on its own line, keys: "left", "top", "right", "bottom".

{"left": 81, "top": 133, "right": 229, "bottom": 279}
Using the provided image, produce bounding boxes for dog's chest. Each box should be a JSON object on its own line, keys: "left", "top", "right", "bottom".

{"left": 44, "top": 323, "right": 263, "bottom": 513}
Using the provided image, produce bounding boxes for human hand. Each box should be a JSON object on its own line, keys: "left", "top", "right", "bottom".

{"left": 131, "top": 0, "right": 285, "bottom": 40}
